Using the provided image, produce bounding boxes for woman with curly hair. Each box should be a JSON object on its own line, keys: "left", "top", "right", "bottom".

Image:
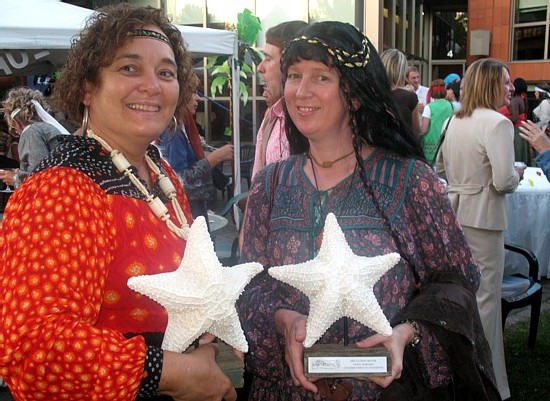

{"left": 0, "top": 4, "right": 236, "bottom": 401}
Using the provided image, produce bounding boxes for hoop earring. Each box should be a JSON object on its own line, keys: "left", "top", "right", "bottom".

{"left": 172, "top": 116, "right": 178, "bottom": 132}
{"left": 81, "top": 106, "right": 89, "bottom": 134}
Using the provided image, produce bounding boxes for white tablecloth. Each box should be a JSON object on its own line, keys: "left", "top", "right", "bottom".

{"left": 504, "top": 181, "right": 550, "bottom": 278}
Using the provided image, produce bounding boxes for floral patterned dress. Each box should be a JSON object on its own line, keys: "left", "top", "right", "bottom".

{"left": 0, "top": 136, "right": 192, "bottom": 400}
{"left": 237, "top": 149, "right": 480, "bottom": 400}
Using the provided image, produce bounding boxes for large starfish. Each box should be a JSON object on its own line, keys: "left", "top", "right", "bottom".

{"left": 269, "top": 213, "right": 400, "bottom": 347}
{"left": 127, "top": 216, "right": 263, "bottom": 353}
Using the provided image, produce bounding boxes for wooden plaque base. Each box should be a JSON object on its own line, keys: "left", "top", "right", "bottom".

{"left": 215, "top": 342, "right": 245, "bottom": 388}
{"left": 304, "top": 344, "right": 391, "bottom": 379}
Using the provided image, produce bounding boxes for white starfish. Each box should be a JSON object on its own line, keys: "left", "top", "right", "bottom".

{"left": 269, "top": 213, "right": 400, "bottom": 347}
{"left": 127, "top": 216, "right": 263, "bottom": 353}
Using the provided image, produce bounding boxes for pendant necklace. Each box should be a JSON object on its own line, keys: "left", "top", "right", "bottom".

{"left": 87, "top": 130, "right": 190, "bottom": 240}
{"left": 308, "top": 149, "right": 355, "bottom": 168}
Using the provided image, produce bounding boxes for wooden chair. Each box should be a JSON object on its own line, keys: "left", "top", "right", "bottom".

{"left": 501, "top": 242, "right": 543, "bottom": 349}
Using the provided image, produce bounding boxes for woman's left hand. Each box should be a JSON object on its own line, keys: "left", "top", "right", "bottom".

{"left": 355, "top": 323, "right": 414, "bottom": 388}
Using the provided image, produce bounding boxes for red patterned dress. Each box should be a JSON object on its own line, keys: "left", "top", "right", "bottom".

{"left": 0, "top": 136, "right": 192, "bottom": 400}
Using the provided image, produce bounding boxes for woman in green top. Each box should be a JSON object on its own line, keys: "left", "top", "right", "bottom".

{"left": 421, "top": 79, "right": 456, "bottom": 164}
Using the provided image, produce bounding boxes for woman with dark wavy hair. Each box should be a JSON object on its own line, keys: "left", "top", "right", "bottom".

{"left": 237, "top": 21, "right": 497, "bottom": 401}
{"left": 0, "top": 4, "right": 236, "bottom": 401}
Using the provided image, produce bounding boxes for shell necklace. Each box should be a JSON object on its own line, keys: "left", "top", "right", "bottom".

{"left": 87, "top": 129, "right": 189, "bottom": 240}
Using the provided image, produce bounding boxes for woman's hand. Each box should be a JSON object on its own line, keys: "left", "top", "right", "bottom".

{"left": 274, "top": 309, "right": 318, "bottom": 393}
{"left": 159, "top": 345, "right": 237, "bottom": 401}
{"left": 519, "top": 120, "right": 550, "bottom": 155}
{"left": 356, "top": 323, "right": 415, "bottom": 388}
{"left": 207, "top": 144, "right": 234, "bottom": 167}
{"left": 0, "top": 169, "right": 16, "bottom": 187}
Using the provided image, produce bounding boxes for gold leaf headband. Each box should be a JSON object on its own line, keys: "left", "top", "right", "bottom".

{"left": 127, "top": 29, "right": 171, "bottom": 47}
{"left": 285, "top": 34, "right": 370, "bottom": 68}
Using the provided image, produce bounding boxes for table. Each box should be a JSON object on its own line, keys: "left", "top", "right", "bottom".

{"left": 207, "top": 211, "right": 228, "bottom": 232}
{"left": 504, "top": 182, "right": 550, "bottom": 278}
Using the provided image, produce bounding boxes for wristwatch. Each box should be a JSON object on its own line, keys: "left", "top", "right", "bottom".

{"left": 405, "top": 320, "right": 421, "bottom": 347}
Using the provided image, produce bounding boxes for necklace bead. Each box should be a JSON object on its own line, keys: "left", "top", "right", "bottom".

{"left": 87, "top": 129, "right": 190, "bottom": 239}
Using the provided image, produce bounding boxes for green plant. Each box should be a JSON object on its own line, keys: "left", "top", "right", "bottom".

{"left": 208, "top": 8, "right": 262, "bottom": 107}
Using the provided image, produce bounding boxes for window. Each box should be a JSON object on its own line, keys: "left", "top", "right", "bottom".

{"left": 431, "top": 11, "right": 467, "bottom": 60}
{"left": 512, "top": 0, "right": 550, "bottom": 60}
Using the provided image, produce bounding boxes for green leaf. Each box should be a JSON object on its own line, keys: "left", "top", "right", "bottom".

{"left": 224, "top": 126, "right": 232, "bottom": 137}
{"left": 237, "top": 8, "right": 262, "bottom": 45}
{"left": 241, "top": 62, "right": 254, "bottom": 74}
{"left": 239, "top": 81, "right": 249, "bottom": 106}
{"left": 210, "top": 76, "right": 227, "bottom": 97}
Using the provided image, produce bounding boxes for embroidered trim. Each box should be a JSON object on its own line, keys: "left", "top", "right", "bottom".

{"left": 128, "top": 29, "right": 171, "bottom": 46}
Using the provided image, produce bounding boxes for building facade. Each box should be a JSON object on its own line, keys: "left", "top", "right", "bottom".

{"left": 63, "top": 0, "right": 550, "bottom": 139}
{"left": 469, "top": 0, "right": 550, "bottom": 83}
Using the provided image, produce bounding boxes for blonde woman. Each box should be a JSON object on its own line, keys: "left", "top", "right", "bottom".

{"left": 1, "top": 87, "right": 68, "bottom": 187}
{"left": 436, "top": 58, "right": 524, "bottom": 401}
{"left": 380, "top": 48, "right": 421, "bottom": 137}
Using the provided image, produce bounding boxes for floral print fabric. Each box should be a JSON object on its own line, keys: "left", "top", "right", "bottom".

{"left": 237, "top": 150, "right": 480, "bottom": 400}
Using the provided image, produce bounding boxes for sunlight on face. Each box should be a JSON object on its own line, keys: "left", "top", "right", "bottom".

{"left": 284, "top": 59, "right": 352, "bottom": 142}
{"left": 83, "top": 25, "right": 179, "bottom": 147}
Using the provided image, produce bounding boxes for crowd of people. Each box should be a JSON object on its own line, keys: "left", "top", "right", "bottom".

{"left": 0, "top": 3, "right": 548, "bottom": 401}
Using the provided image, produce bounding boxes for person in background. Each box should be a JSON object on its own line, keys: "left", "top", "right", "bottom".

{"left": 446, "top": 79, "right": 461, "bottom": 110}
{"left": 519, "top": 120, "right": 550, "bottom": 178}
{"left": 532, "top": 83, "right": 550, "bottom": 132}
{"left": 501, "top": 77, "right": 530, "bottom": 166}
{"left": 0, "top": 4, "right": 236, "bottom": 401}
{"left": 251, "top": 20, "right": 308, "bottom": 181}
{"left": 405, "top": 65, "right": 429, "bottom": 121}
{"left": 380, "top": 48, "right": 421, "bottom": 137}
{"left": 158, "top": 76, "right": 233, "bottom": 223}
{"left": 421, "top": 79, "right": 455, "bottom": 164}
{"left": 0, "top": 87, "right": 69, "bottom": 188}
{"left": 443, "top": 72, "right": 461, "bottom": 89}
{"left": 238, "top": 21, "right": 497, "bottom": 401}
{"left": 436, "top": 58, "right": 524, "bottom": 401}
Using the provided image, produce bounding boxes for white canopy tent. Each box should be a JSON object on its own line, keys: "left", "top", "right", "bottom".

{"left": 0, "top": 0, "right": 244, "bottom": 197}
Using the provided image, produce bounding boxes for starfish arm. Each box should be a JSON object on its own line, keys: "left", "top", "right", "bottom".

{"left": 208, "top": 310, "right": 250, "bottom": 353}
{"left": 343, "top": 288, "right": 393, "bottom": 337}
{"left": 269, "top": 261, "right": 330, "bottom": 294}
{"left": 162, "top": 311, "right": 210, "bottom": 353}
{"left": 303, "top": 292, "right": 342, "bottom": 348}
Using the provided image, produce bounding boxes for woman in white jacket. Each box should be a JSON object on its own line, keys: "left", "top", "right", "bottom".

{"left": 436, "top": 58, "right": 525, "bottom": 401}
{"left": 532, "top": 83, "right": 550, "bottom": 131}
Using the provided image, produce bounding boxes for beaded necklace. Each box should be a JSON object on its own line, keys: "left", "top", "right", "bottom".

{"left": 87, "top": 130, "right": 190, "bottom": 240}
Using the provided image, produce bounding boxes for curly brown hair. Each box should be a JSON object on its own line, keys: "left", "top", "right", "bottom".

{"left": 51, "top": 4, "right": 195, "bottom": 124}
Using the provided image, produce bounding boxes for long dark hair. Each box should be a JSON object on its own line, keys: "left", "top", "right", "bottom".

{"left": 281, "top": 22, "right": 426, "bottom": 273}
{"left": 281, "top": 21, "right": 424, "bottom": 163}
